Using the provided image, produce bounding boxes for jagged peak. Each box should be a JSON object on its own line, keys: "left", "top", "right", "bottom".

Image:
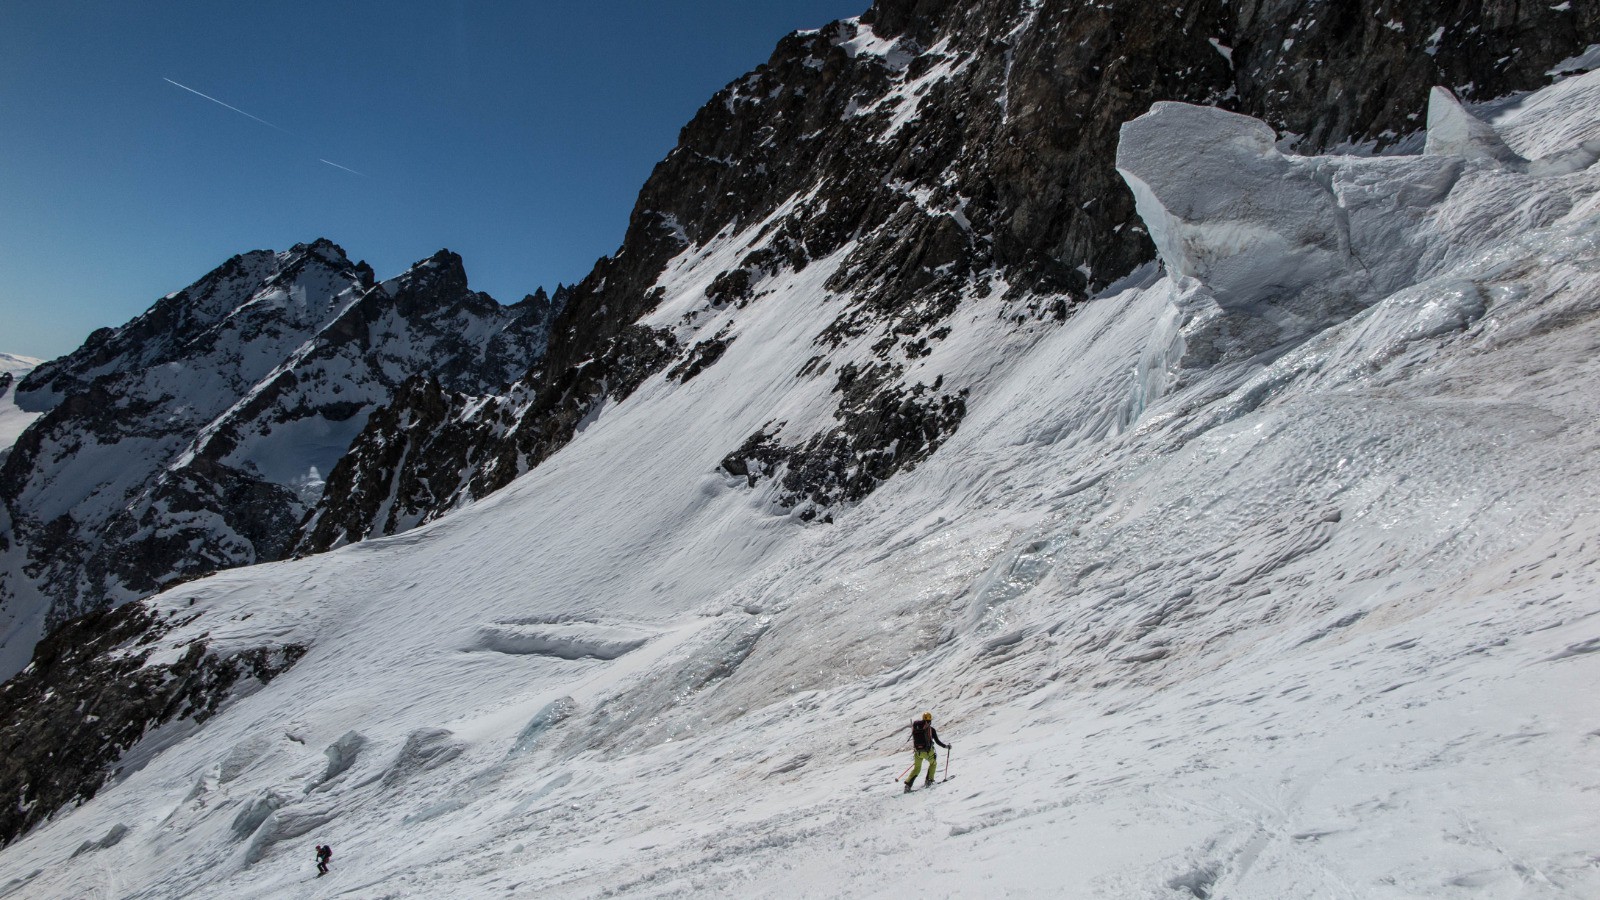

{"left": 15, "top": 242, "right": 377, "bottom": 409}
{"left": 418, "top": 247, "right": 462, "bottom": 269}
{"left": 263, "top": 240, "right": 373, "bottom": 298}
{"left": 379, "top": 250, "right": 473, "bottom": 301}
{"left": 513, "top": 286, "right": 558, "bottom": 313}
{"left": 283, "top": 237, "right": 353, "bottom": 268}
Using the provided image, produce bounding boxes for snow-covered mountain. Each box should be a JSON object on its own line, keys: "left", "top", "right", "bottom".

{"left": 0, "top": 241, "right": 558, "bottom": 678}
{"left": 1, "top": 0, "right": 1598, "bottom": 897}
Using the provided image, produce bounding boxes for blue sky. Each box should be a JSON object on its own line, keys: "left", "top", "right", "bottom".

{"left": 0, "top": 1, "right": 866, "bottom": 360}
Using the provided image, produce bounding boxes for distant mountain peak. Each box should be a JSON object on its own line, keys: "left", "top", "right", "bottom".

{"left": 384, "top": 249, "right": 469, "bottom": 291}
{"left": 285, "top": 237, "right": 353, "bottom": 267}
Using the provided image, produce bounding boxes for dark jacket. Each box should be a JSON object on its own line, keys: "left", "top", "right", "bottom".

{"left": 911, "top": 720, "right": 949, "bottom": 752}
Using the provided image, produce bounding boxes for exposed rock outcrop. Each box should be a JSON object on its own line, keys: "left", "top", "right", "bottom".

{"left": 722, "top": 368, "right": 968, "bottom": 521}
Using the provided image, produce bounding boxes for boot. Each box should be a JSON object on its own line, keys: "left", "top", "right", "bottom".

{"left": 924, "top": 775, "right": 935, "bottom": 787}
{"left": 903, "top": 781, "right": 913, "bottom": 793}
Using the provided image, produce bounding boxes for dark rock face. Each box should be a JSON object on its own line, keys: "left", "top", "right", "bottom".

{"left": 723, "top": 368, "right": 968, "bottom": 521}
{"left": 294, "top": 376, "right": 494, "bottom": 551}
{"left": 1229, "top": 0, "right": 1600, "bottom": 150}
{"left": 0, "top": 373, "right": 12, "bottom": 400}
{"left": 11, "top": 3, "right": 1586, "bottom": 584}
{"left": 666, "top": 334, "right": 732, "bottom": 384}
{"left": 0, "top": 243, "right": 558, "bottom": 672}
{"left": 0, "top": 601, "right": 304, "bottom": 848}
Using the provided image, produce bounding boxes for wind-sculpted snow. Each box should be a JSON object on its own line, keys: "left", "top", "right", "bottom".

{"left": 470, "top": 620, "right": 655, "bottom": 660}
{"left": 1117, "top": 91, "right": 1600, "bottom": 377}
{"left": 0, "top": 60, "right": 1596, "bottom": 897}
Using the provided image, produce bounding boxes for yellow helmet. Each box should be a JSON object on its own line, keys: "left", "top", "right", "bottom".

{"left": 922, "top": 712, "right": 933, "bottom": 721}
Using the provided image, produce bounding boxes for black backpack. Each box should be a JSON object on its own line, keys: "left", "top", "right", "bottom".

{"left": 911, "top": 719, "right": 931, "bottom": 750}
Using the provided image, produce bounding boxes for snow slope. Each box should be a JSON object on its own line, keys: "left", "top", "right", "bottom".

{"left": 4, "top": 73, "right": 1600, "bottom": 898}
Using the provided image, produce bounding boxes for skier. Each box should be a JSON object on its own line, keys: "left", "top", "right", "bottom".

{"left": 315, "top": 844, "right": 333, "bottom": 877}
{"left": 904, "top": 711, "right": 951, "bottom": 792}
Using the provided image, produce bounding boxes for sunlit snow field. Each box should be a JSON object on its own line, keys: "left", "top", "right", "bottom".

{"left": 4, "top": 69, "right": 1600, "bottom": 899}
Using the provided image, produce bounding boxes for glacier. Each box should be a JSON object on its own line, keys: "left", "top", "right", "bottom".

{"left": 2, "top": 69, "right": 1600, "bottom": 900}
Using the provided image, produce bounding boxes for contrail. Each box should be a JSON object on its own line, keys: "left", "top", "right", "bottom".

{"left": 318, "top": 159, "right": 367, "bottom": 177}
{"left": 164, "top": 77, "right": 373, "bottom": 178}
{"left": 163, "top": 77, "right": 291, "bottom": 134}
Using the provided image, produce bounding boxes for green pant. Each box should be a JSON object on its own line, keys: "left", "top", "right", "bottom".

{"left": 907, "top": 749, "right": 938, "bottom": 783}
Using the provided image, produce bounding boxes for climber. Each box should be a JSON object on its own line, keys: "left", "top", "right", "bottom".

{"left": 315, "top": 843, "right": 333, "bottom": 876}
{"left": 904, "top": 712, "right": 951, "bottom": 792}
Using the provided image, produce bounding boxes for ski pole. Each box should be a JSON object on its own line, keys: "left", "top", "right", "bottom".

{"left": 897, "top": 761, "right": 914, "bottom": 782}
{"left": 942, "top": 746, "right": 953, "bottom": 782}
